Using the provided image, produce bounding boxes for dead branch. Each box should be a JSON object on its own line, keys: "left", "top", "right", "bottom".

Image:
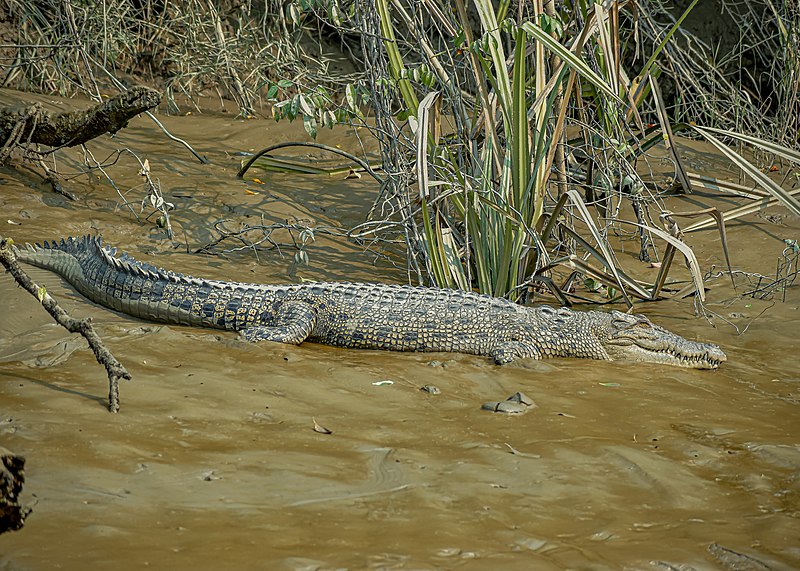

{"left": 0, "top": 447, "right": 30, "bottom": 534}
{"left": 0, "top": 237, "right": 131, "bottom": 412}
{"left": 0, "top": 86, "right": 162, "bottom": 149}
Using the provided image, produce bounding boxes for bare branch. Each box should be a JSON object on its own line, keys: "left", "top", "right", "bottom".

{"left": 0, "top": 237, "right": 132, "bottom": 412}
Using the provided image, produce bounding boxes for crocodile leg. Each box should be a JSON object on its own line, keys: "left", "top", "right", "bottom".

{"left": 241, "top": 301, "right": 316, "bottom": 345}
{"left": 490, "top": 340, "right": 542, "bottom": 365}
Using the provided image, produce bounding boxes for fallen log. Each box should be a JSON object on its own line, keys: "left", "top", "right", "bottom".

{"left": 0, "top": 86, "right": 162, "bottom": 149}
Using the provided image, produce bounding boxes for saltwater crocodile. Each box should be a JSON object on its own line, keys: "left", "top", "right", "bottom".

{"left": 13, "top": 236, "right": 726, "bottom": 369}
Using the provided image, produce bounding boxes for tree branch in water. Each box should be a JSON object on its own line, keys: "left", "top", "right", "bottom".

{"left": 0, "top": 237, "right": 132, "bottom": 412}
{"left": 0, "top": 86, "right": 162, "bottom": 148}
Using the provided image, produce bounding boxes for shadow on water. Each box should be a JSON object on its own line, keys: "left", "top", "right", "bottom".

{"left": 2, "top": 371, "right": 110, "bottom": 410}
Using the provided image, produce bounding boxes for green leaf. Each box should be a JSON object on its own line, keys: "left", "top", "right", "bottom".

{"left": 37, "top": 285, "right": 46, "bottom": 302}
{"left": 520, "top": 21, "right": 621, "bottom": 102}
{"left": 638, "top": 0, "right": 700, "bottom": 80}
{"left": 303, "top": 114, "right": 317, "bottom": 139}
{"left": 298, "top": 94, "right": 314, "bottom": 116}
{"left": 266, "top": 84, "right": 278, "bottom": 99}
{"left": 584, "top": 278, "right": 602, "bottom": 292}
{"left": 510, "top": 26, "right": 530, "bottom": 207}
{"left": 453, "top": 28, "right": 466, "bottom": 49}
{"left": 345, "top": 84, "right": 357, "bottom": 112}
{"left": 375, "top": 0, "right": 418, "bottom": 113}
{"left": 538, "top": 13, "right": 562, "bottom": 36}
{"left": 277, "top": 79, "right": 294, "bottom": 89}
{"left": 295, "top": 250, "right": 309, "bottom": 265}
{"left": 288, "top": 95, "right": 300, "bottom": 120}
{"left": 286, "top": 2, "right": 301, "bottom": 26}
{"left": 329, "top": 1, "right": 342, "bottom": 25}
{"left": 695, "top": 126, "right": 800, "bottom": 164}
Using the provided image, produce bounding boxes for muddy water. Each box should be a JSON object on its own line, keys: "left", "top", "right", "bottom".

{"left": 0, "top": 91, "right": 799, "bottom": 569}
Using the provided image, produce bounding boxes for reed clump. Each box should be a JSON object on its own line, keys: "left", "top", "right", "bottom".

{"left": 287, "top": 0, "right": 800, "bottom": 308}
{"left": 2, "top": 0, "right": 797, "bottom": 307}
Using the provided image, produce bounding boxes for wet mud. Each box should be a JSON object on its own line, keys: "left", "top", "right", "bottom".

{"left": 0, "top": 89, "right": 798, "bottom": 569}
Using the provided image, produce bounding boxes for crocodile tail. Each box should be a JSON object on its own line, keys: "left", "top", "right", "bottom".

{"left": 13, "top": 235, "right": 101, "bottom": 282}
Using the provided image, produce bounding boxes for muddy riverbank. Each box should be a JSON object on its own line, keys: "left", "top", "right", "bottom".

{"left": 0, "top": 89, "right": 798, "bottom": 569}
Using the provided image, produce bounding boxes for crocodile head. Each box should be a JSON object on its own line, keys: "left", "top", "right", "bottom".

{"left": 597, "top": 311, "right": 726, "bottom": 369}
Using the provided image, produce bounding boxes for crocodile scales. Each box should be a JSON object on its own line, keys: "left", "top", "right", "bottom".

{"left": 14, "top": 236, "right": 726, "bottom": 368}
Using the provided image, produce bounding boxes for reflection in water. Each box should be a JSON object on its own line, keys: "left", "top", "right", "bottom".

{"left": 0, "top": 96, "right": 798, "bottom": 569}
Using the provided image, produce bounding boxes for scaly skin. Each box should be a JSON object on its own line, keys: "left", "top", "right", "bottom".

{"left": 13, "top": 236, "right": 726, "bottom": 368}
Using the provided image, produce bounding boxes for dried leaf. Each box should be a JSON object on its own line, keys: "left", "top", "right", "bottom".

{"left": 622, "top": 220, "right": 707, "bottom": 301}
{"left": 565, "top": 189, "right": 637, "bottom": 306}
{"left": 344, "top": 168, "right": 361, "bottom": 180}
{"left": 139, "top": 159, "right": 150, "bottom": 176}
{"left": 692, "top": 126, "right": 800, "bottom": 218}
{"left": 312, "top": 417, "right": 332, "bottom": 434}
{"left": 684, "top": 188, "right": 800, "bottom": 232}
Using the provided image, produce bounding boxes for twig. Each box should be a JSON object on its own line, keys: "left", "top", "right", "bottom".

{"left": 82, "top": 56, "right": 209, "bottom": 164}
{"left": 37, "top": 158, "right": 77, "bottom": 201}
{"left": 144, "top": 111, "right": 208, "bottom": 164}
{"left": 0, "top": 237, "right": 131, "bottom": 412}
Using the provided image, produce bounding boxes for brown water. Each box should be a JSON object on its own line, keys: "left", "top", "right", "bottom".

{"left": 0, "top": 90, "right": 799, "bottom": 570}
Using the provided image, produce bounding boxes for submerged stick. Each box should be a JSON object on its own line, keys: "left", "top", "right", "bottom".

{"left": 237, "top": 141, "right": 384, "bottom": 184}
{"left": 0, "top": 237, "right": 131, "bottom": 412}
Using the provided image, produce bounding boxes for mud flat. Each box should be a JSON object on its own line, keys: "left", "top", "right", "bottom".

{"left": 0, "top": 90, "right": 798, "bottom": 569}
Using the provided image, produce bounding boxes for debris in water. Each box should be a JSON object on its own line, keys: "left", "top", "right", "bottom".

{"left": 420, "top": 384, "right": 441, "bottom": 395}
{"left": 707, "top": 543, "right": 771, "bottom": 570}
{"left": 312, "top": 417, "right": 332, "bottom": 435}
{"left": 482, "top": 392, "right": 536, "bottom": 414}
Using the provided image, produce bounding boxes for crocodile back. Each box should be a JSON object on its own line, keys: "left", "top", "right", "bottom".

{"left": 14, "top": 236, "right": 527, "bottom": 356}
{"left": 294, "top": 282, "right": 525, "bottom": 354}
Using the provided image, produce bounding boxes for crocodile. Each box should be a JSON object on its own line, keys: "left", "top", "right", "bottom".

{"left": 13, "top": 236, "right": 726, "bottom": 369}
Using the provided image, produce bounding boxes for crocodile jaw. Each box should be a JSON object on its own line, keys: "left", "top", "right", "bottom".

{"left": 604, "top": 338, "right": 727, "bottom": 368}
{"left": 599, "top": 311, "right": 727, "bottom": 369}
